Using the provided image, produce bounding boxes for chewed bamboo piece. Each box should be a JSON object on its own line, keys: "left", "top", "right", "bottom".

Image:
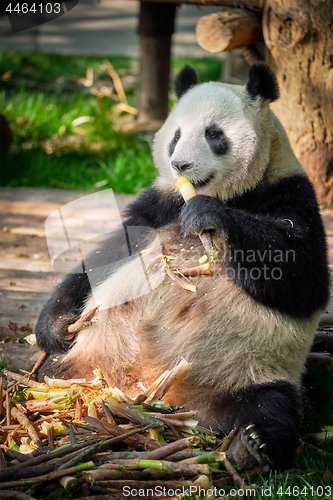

{"left": 66, "top": 306, "right": 99, "bottom": 339}
{"left": 151, "top": 358, "right": 191, "bottom": 401}
{"left": 175, "top": 176, "right": 215, "bottom": 261}
{"left": 163, "top": 256, "right": 196, "bottom": 293}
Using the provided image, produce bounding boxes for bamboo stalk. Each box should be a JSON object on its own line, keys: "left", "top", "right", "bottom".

{"left": 69, "top": 424, "right": 77, "bottom": 446}
{"left": 1, "top": 447, "right": 32, "bottom": 462}
{"left": 102, "top": 459, "right": 210, "bottom": 474}
{"left": 219, "top": 452, "right": 251, "bottom": 490}
{"left": 7, "top": 437, "right": 104, "bottom": 471}
{"left": 219, "top": 429, "right": 236, "bottom": 452}
{"left": 3, "top": 370, "right": 48, "bottom": 389}
{"left": 99, "top": 398, "right": 116, "bottom": 425}
{"left": 93, "top": 470, "right": 178, "bottom": 480}
{"left": 170, "top": 261, "right": 223, "bottom": 276}
{"left": 45, "top": 422, "right": 55, "bottom": 448}
{"left": 0, "top": 448, "right": 6, "bottom": 470}
{"left": 175, "top": 176, "right": 215, "bottom": 260}
{"left": 83, "top": 417, "right": 164, "bottom": 451}
{"left": 59, "top": 475, "right": 79, "bottom": 491}
{"left": 94, "top": 450, "right": 206, "bottom": 465}
{"left": 59, "top": 426, "right": 147, "bottom": 471}
{"left": 0, "top": 461, "right": 63, "bottom": 481}
{"left": 67, "top": 321, "right": 92, "bottom": 336}
{"left": 0, "top": 492, "right": 37, "bottom": 500}
{"left": 152, "top": 358, "right": 191, "bottom": 401}
{"left": 75, "top": 398, "right": 82, "bottom": 421}
{"left": 107, "top": 397, "right": 164, "bottom": 429}
{"left": 5, "top": 392, "right": 10, "bottom": 426}
{"left": 132, "top": 371, "right": 168, "bottom": 405}
{"left": 29, "top": 351, "right": 47, "bottom": 376}
{"left": 139, "top": 436, "right": 200, "bottom": 461}
{"left": 103, "top": 60, "right": 128, "bottom": 104}
{"left": 84, "top": 461, "right": 209, "bottom": 482}
{"left": 85, "top": 479, "right": 193, "bottom": 490}
{"left": 0, "top": 378, "right": 3, "bottom": 417}
{"left": 0, "top": 461, "right": 95, "bottom": 489}
{"left": 298, "top": 439, "right": 328, "bottom": 457}
{"left": 76, "top": 306, "right": 98, "bottom": 324}
{"left": 163, "top": 260, "right": 197, "bottom": 293}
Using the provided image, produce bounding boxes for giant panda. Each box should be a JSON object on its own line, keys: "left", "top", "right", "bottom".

{"left": 36, "top": 63, "right": 329, "bottom": 472}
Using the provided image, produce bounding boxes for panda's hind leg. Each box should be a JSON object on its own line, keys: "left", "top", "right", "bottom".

{"left": 217, "top": 381, "right": 301, "bottom": 472}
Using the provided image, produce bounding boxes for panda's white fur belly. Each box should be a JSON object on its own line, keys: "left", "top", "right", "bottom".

{"left": 58, "top": 223, "right": 319, "bottom": 428}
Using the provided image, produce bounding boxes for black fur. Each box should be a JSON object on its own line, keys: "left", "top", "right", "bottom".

{"left": 246, "top": 62, "right": 280, "bottom": 102}
{"left": 124, "top": 185, "right": 184, "bottom": 229}
{"left": 174, "top": 65, "right": 199, "bottom": 100}
{"left": 169, "top": 128, "right": 181, "bottom": 157}
{"left": 216, "top": 380, "right": 301, "bottom": 469}
{"left": 205, "top": 125, "right": 229, "bottom": 156}
{"left": 181, "top": 174, "right": 329, "bottom": 319}
{"left": 36, "top": 186, "right": 184, "bottom": 354}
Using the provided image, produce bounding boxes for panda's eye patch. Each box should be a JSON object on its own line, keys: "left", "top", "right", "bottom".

{"left": 205, "top": 125, "right": 229, "bottom": 156}
{"left": 168, "top": 128, "right": 181, "bottom": 157}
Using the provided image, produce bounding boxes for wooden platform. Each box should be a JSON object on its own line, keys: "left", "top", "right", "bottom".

{"left": 0, "top": 187, "right": 136, "bottom": 371}
{"left": 0, "top": 187, "right": 332, "bottom": 372}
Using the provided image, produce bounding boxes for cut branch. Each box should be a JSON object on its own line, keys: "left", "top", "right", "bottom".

{"left": 196, "top": 10, "right": 263, "bottom": 53}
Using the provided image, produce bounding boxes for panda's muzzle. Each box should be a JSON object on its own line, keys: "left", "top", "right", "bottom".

{"left": 171, "top": 160, "right": 193, "bottom": 172}
{"left": 192, "top": 174, "right": 214, "bottom": 187}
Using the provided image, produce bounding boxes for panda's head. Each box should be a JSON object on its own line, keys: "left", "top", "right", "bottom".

{"left": 153, "top": 63, "right": 280, "bottom": 200}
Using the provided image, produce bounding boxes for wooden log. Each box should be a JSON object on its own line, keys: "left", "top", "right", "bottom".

{"left": 196, "top": 10, "right": 263, "bottom": 53}
{"left": 319, "top": 313, "right": 333, "bottom": 327}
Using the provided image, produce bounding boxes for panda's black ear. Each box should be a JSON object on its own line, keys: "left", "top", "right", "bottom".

{"left": 246, "top": 62, "right": 279, "bottom": 103}
{"left": 175, "top": 66, "right": 199, "bottom": 100}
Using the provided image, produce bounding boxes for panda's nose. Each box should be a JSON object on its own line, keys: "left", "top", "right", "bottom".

{"left": 171, "top": 160, "right": 193, "bottom": 172}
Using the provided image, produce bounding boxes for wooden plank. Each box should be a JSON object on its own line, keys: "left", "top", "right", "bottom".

{"left": 0, "top": 269, "right": 63, "bottom": 293}
{"left": 0, "top": 200, "right": 61, "bottom": 217}
{"left": 0, "top": 343, "right": 42, "bottom": 372}
{"left": 0, "top": 290, "right": 54, "bottom": 338}
{"left": 0, "top": 257, "right": 54, "bottom": 273}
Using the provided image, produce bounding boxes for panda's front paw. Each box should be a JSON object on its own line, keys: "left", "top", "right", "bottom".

{"left": 181, "top": 195, "right": 224, "bottom": 236}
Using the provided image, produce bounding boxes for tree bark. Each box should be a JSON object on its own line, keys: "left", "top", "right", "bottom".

{"left": 263, "top": 0, "right": 333, "bottom": 207}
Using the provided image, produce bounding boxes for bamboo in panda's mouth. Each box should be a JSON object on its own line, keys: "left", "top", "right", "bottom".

{"left": 175, "top": 176, "right": 215, "bottom": 261}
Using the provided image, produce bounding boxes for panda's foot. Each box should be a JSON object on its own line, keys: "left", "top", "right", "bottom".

{"left": 226, "top": 425, "right": 273, "bottom": 474}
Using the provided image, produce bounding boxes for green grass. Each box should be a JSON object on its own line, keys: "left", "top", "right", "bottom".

{"left": 0, "top": 50, "right": 222, "bottom": 193}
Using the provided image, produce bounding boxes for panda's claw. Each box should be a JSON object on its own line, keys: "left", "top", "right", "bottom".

{"left": 250, "top": 432, "right": 259, "bottom": 440}
{"left": 226, "top": 424, "right": 274, "bottom": 471}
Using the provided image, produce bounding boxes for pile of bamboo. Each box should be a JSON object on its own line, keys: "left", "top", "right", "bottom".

{"left": 0, "top": 362, "right": 253, "bottom": 500}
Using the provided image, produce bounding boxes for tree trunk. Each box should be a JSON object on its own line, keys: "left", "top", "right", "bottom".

{"left": 263, "top": 0, "right": 333, "bottom": 207}
{"left": 136, "top": 2, "right": 176, "bottom": 123}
